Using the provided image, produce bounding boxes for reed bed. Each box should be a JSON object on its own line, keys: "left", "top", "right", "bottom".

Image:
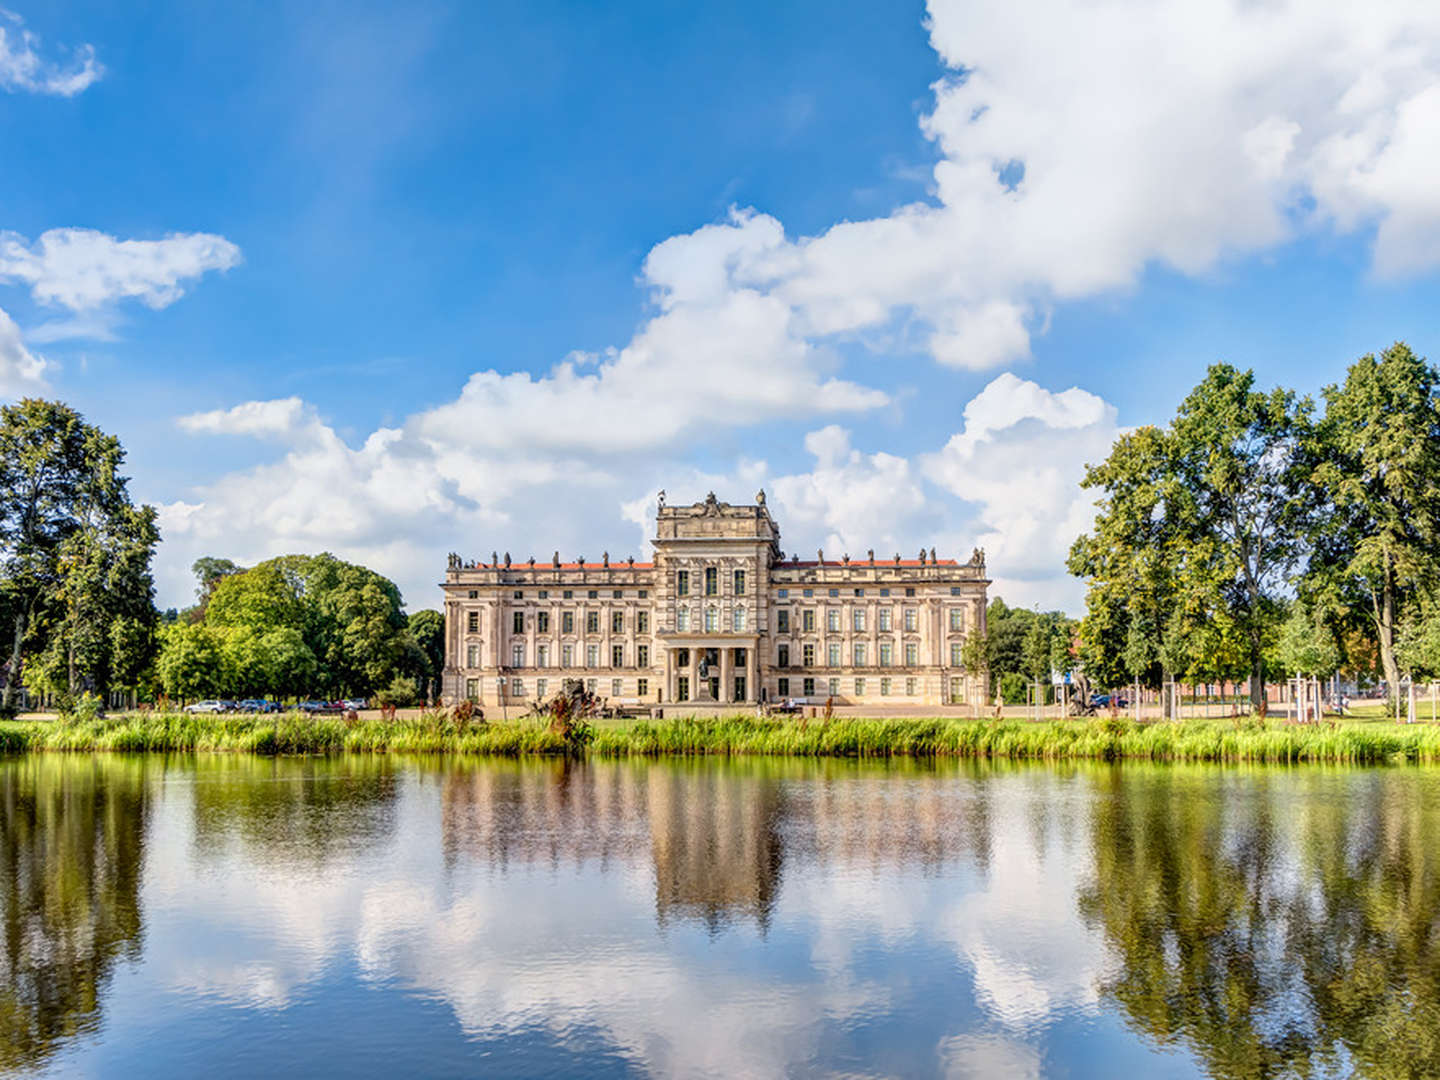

{"left": 3, "top": 711, "right": 1440, "bottom": 764}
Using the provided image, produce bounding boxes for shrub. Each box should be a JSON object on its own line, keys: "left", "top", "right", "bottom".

{"left": 372, "top": 675, "right": 419, "bottom": 709}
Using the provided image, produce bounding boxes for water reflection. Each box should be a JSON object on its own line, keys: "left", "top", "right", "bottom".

{"left": 1, "top": 754, "right": 1438, "bottom": 1078}
{"left": 0, "top": 755, "right": 151, "bottom": 1072}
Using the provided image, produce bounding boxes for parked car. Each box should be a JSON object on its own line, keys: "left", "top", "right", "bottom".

{"left": 184, "top": 700, "right": 227, "bottom": 714}
{"left": 298, "top": 700, "right": 337, "bottom": 714}
{"left": 237, "top": 699, "right": 268, "bottom": 713}
{"left": 342, "top": 698, "right": 367, "bottom": 712}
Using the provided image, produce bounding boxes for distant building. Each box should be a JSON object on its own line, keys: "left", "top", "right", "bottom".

{"left": 441, "top": 491, "right": 989, "bottom": 709}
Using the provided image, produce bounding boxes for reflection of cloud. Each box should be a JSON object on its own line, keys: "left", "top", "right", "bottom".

{"left": 944, "top": 781, "right": 1109, "bottom": 1030}
{"left": 938, "top": 1033, "right": 1042, "bottom": 1080}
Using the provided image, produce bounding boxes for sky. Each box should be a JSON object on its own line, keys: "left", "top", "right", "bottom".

{"left": 3, "top": 0, "right": 1439, "bottom": 615}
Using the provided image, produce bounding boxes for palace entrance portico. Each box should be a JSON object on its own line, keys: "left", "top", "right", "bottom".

{"left": 660, "top": 633, "right": 760, "bottom": 704}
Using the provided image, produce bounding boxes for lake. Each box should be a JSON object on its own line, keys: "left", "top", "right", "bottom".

{"left": 2, "top": 754, "right": 1436, "bottom": 1079}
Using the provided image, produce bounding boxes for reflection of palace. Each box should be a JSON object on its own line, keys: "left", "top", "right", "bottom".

{"left": 0, "top": 758, "right": 150, "bottom": 1073}
{"left": 442, "top": 492, "right": 990, "bottom": 710}
{"left": 437, "top": 762, "right": 993, "bottom": 929}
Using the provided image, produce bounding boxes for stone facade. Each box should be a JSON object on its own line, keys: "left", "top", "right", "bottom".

{"left": 440, "top": 491, "right": 989, "bottom": 710}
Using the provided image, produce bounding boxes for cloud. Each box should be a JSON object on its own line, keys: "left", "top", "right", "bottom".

{"left": 0, "top": 305, "right": 47, "bottom": 393}
{"left": 178, "top": 397, "right": 324, "bottom": 441}
{"left": 0, "top": 228, "right": 242, "bottom": 312}
{"left": 0, "top": 9, "right": 102, "bottom": 96}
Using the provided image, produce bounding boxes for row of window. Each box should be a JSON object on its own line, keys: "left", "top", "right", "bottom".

{"left": 775, "top": 607, "right": 951, "bottom": 633}
{"left": 467, "top": 643, "right": 655, "bottom": 669}
{"left": 775, "top": 641, "right": 971, "bottom": 667}
{"left": 674, "top": 607, "right": 748, "bottom": 632}
{"left": 778, "top": 676, "right": 967, "bottom": 701}
{"left": 467, "top": 610, "right": 654, "bottom": 634}
{"left": 676, "top": 568, "right": 745, "bottom": 597}
{"left": 774, "top": 586, "right": 968, "bottom": 599}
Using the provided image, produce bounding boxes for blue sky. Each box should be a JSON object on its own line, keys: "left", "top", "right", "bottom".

{"left": 3, "top": 1, "right": 1439, "bottom": 612}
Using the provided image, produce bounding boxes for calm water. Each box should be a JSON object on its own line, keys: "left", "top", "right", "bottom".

{"left": 2, "top": 755, "right": 1437, "bottom": 1079}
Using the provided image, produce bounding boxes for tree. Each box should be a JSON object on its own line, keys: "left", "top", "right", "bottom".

{"left": 156, "top": 622, "right": 229, "bottom": 701}
{"left": 1274, "top": 604, "right": 1340, "bottom": 681}
{"left": 406, "top": 609, "right": 445, "bottom": 703}
{"left": 191, "top": 556, "right": 242, "bottom": 607}
{"left": 1308, "top": 343, "right": 1440, "bottom": 697}
{"left": 0, "top": 400, "right": 159, "bottom": 709}
{"left": 1397, "top": 602, "right": 1440, "bottom": 681}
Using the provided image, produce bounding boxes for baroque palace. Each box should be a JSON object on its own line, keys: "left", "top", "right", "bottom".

{"left": 441, "top": 491, "right": 989, "bottom": 710}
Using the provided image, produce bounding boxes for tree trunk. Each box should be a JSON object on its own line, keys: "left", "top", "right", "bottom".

{"left": 2, "top": 611, "right": 24, "bottom": 711}
{"left": 1251, "top": 650, "right": 1266, "bottom": 718}
{"left": 1377, "top": 557, "right": 1401, "bottom": 704}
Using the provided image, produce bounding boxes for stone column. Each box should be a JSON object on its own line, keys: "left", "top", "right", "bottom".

{"left": 720, "top": 647, "right": 732, "bottom": 703}
{"left": 689, "top": 650, "right": 699, "bottom": 704}
{"left": 747, "top": 645, "right": 757, "bottom": 703}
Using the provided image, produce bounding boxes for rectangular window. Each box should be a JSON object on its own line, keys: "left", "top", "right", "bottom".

{"left": 586, "top": 678, "right": 597, "bottom": 694}
{"left": 803, "top": 588, "right": 813, "bottom": 598}
{"left": 612, "top": 678, "right": 622, "bottom": 696}
{"left": 777, "top": 644, "right": 790, "bottom": 667}
{"left": 827, "top": 642, "right": 841, "bottom": 667}
{"left": 854, "top": 677, "right": 865, "bottom": 695}
{"left": 588, "top": 590, "right": 598, "bottom": 599}
{"left": 537, "top": 644, "right": 549, "bottom": 667}
{"left": 612, "top": 611, "right": 624, "bottom": 633}
{"left": 904, "top": 608, "right": 917, "bottom": 632}
{"left": 732, "top": 608, "right": 746, "bottom": 631}
{"left": 704, "top": 567, "right": 718, "bottom": 596}
{"left": 466, "top": 644, "right": 479, "bottom": 668}
{"left": 562, "top": 611, "right": 574, "bottom": 634}
{"left": 951, "top": 642, "right": 963, "bottom": 667}
{"left": 777, "top": 677, "right": 790, "bottom": 697}
{"left": 678, "top": 676, "right": 690, "bottom": 701}
{"left": 951, "top": 587, "right": 963, "bottom": 596}
{"left": 586, "top": 611, "right": 599, "bottom": 634}
{"left": 677, "top": 648, "right": 689, "bottom": 667}
{"left": 513, "top": 611, "right": 524, "bottom": 633}
{"left": 467, "top": 590, "right": 478, "bottom": 599}
{"left": 513, "top": 590, "right": 523, "bottom": 600}
{"left": 733, "top": 675, "right": 746, "bottom": 701}
{"left": 854, "top": 588, "right": 865, "bottom": 597}
{"left": 950, "top": 608, "right": 963, "bottom": 632}
{"left": 878, "top": 608, "right": 892, "bottom": 632}
{"left": 827, "top": 610, "right": 841, "bottom": 633}
{"left": 803, "top": 677, "right": 815, "bottom": 697}
{"left": 733, "top": 569, "right": 745, "bottom": 595}
{"left": 852, "top": 609, "right": 866, "bottom": 632}
{"left": 853, "top": 643, "right": 867, "bottom": 666}
{"left": 537, "top": 611, "right": 549, "bottom": 633}
{"left": 803, "top": 643, "right": 816, "bottom": 667}
{"left": 905, "top": 587, "right": 915, "bottom": 597}
{"left": 802, "top": 609, "right": 816, "bottom": 632}
{"left": 613, "top": 590, "right": 623, "bottom": 600}
{"left": 465, "top": 678, "right": 479, "bottom": 701}
{"left": 704, "top": 607, "right": 718, "bottom": 632}
{"left": 879, "top": 642, "right": 892, "bottom": 667}
{"left": 512, "top": 643, "right": 524, "bottom": 667}
{"left": 638, "top": 677, "right": 649, "bottom": 696}
{"left": 639, "top": 590, "right": 648, "bottom": 599}
{"left": 677, "top": 570, "right": 689, "bottom": 597}
{"left": 905, "top": 642, "right": 918, "bottom": 667}
{"left": 612, "top": 644, "right": 625, "bottom": 668}
{"left": 828, "top": 677, "right": 840, "bottom": 696}
{"left": 562, "top": 644, "right": 574, "bottom": 667}
{"left": 537, "top": 678, "right": 548, "bottom": 698}
{"left": 466, "top": 611, "right": 479, "bottom": 633}
{"left": 733, "top": 647, "right": 746, "bottom": 666}
{"left": 637, "top": 611, "right": 649, "bottom": 633}
{"left": 879, "top": 588, "right": 890, "bottom": 597}
{"left": 776, "top": 610, "right": 790, "bottom": 633}
{"left": 539, "top": 590, "right": 548, "bottom": 599}
{"left": 637, "top": 644, "right": 649, "bottom": 668}
{"left": 828, "top": 588, "right": 839, "bottom": 598}
{"left": 906, "top": 677, "right": 916, "bottom": 696}
{"left": 563, "top": 589, "right": 573, "bottom": 599}
{"left": 511, "top": 677, "right": 523, "bottom": 697}
{"left": 587, "top": 644, "right": 599, "bottom": 668}
{"left": 778, "top": 588, "right": 788, "bottom": 598}
{"left": 677, "top": 608, "right": 690, "bottom": 632}
{"left": 950, "top": 677, "right": 965, "bottom": 703}
{"left": 881, "top": 677, "right": 891, "bottom": 696}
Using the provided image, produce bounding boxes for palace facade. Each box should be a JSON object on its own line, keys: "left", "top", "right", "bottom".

{"left": 440, "top": 491, "right": 989, "bottom": 710}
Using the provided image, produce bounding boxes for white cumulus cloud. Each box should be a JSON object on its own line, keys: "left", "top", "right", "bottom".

{"left": 0, "top": 305, "right": 47, "bottom": 394}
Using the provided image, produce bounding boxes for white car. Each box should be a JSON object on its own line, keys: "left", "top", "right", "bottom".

{"left": 184, "top": 700, "right": 227, "bottom": 714}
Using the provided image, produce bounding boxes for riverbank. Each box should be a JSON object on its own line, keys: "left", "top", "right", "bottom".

{"left": 3, "top": 711, "right": 1440, "bottom": 763}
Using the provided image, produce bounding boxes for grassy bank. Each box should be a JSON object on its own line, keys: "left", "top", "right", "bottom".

{"left": 3, "top": 711, "right": 1440, "bottom": 764}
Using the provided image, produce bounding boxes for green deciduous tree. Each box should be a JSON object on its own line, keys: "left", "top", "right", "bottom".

{"left": 406, "top": 608, "right": 445, "bottom": 703}
{"left": 1308, "top": 342, "right": 1440, "bottom": 696}
{"left": 0, "top": 401, "right": 159, "bottom": 708}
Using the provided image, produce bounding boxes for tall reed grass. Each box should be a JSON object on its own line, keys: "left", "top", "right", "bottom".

{"left": 3, "top": 711, "right": 1440, "bottom": 764}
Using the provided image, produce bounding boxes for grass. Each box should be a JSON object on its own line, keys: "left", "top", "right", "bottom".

{"left": 3, "top": 710, "right": 1440, "bottom": 765}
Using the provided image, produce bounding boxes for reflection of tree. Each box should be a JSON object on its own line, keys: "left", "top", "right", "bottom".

{"left": 189, "top": 754, "right": 398, "bottom": 867}
{"left": 1080, "top": 768, "right": 1440, "bottom": 1080}
{"left": 0, "top": 755, "right": 151, "bottom": 1072}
